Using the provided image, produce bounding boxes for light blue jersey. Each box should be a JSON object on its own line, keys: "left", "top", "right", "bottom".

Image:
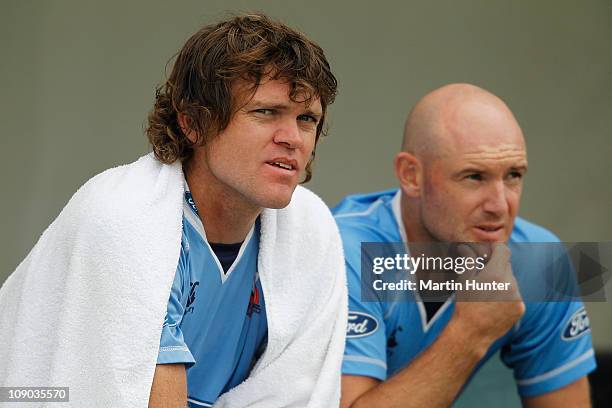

{"left": 334, "top": 189, "right": 596, "bottom": 397}
{"left": 157, "top": 190, "right": 268, "bottom": 407}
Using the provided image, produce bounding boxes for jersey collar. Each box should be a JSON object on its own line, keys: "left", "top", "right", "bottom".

{"left": 391, "top": 190, "right": 408, "bottom": 244}
{"left": 390, "top": 189, "right": 455, "bottom": 331}
{"left": 182, "top": 176, "right": 256, "bottom": 284}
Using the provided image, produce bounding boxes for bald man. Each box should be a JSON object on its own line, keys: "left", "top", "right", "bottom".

{"left": 334, "top": 84, "right": 596, "bottom": 407}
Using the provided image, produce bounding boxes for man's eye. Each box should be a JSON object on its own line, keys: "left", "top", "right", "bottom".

{"left": 297, "top": 114, "right": 318, "bottom": 124}
{"left": 466, "top": 173, "right": 483, "bottom": 181}
{"left": 507, "top": 171, "right": 523, "bottom": 181}
{"left": 254, "top": 109, "right": 274, "bottom": 115}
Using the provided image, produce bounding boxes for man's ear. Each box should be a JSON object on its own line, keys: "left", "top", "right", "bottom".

{"left": 178, "top": 113, "right": 198, "bottom": 144}
{"left": 394, "top": 152, "right": 422, "bottom": 198}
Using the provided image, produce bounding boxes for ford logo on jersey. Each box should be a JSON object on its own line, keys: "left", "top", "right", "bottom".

{"left": 347, "top": 311, "right": 379, "bottom": 338}
{"left": 562, "top": 307, "right": 590, "bottom": 341}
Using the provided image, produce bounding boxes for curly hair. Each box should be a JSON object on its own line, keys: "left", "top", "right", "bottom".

{"left": 146, "top": 13, "right": 338, "bottom": 183}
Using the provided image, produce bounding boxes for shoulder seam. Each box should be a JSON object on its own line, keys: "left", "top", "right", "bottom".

{"left": 335, "top": 199, "right": 385, "bottom": 219}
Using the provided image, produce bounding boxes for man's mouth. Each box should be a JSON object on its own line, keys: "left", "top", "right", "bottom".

{"left": 268, "top": 161, "right": 294, "bottom": 170}
{"left": 475, "top": 225, "right": 503, "bottom": 232}
{"left": 472, "top": 224, "right": 505, "bottom": 241}
{"left": 266, "top": 158, "right": 298, "bottom": 172}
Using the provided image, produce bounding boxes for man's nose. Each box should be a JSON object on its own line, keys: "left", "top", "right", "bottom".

{"left": 273, "top": 118, "right": 304, "bottom": 150}
{"left": 482, "top": 181, "right": 509, "bottom": 216}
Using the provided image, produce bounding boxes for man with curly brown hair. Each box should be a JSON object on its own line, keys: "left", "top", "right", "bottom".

{"left": 0, "top": 13, "right": 347, "bottom": 408}
{"left": 146, "top": 13, "right": 340, "bottom": 407}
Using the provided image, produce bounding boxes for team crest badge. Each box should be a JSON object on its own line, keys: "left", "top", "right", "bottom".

{"left": 185, "top": 281, "right": 199, "bottom": 313}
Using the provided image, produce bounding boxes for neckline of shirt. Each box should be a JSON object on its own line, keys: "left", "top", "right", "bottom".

{"left": 182, "top": 176, "right": 256, "bottom": 284}
{"left": 390, "top": 189, "right": 455, "bottom": 331}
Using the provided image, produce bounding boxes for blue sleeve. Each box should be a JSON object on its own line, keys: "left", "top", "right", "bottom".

{"left": 342, "top": 240, "right": 388, "bottom": 381}
{"left": 501, "top": 299, "right": 596, "bottom": 397}
{"left": 502, "top": 230, "right": 596, "bottom": 396}
{"left": 157, "top": 236, "right": 196, "bottom": 366}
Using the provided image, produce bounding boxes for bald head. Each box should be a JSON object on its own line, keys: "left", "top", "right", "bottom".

{"left": 402, "top": 83, "right": 524, "bottom": 160}
{"left": 396, "top": 83, "right": 528, "bottom": 243}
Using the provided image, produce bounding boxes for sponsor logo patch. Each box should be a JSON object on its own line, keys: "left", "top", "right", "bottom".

{"left": 562, "top": 307, "right": 591, "bottom": 341}
{"left": 347, "top": 311, "right": 379, "bottom": 338}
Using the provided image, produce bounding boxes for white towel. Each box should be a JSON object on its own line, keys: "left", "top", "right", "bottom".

{"left": 0, "top": 153, "right": 347, "bottom": 408}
